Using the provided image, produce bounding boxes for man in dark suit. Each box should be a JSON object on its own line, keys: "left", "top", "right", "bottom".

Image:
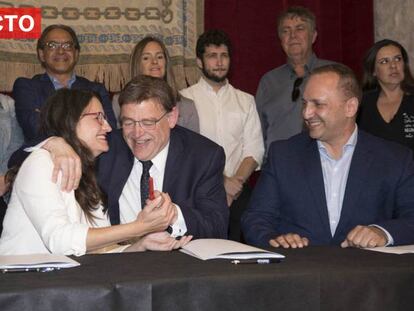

{"left": 13, "top": 24, "right": 116, "bottom": 141}
{"left": 39, "top": 75, "right": 228, "bottom": 242}
{"left": 242, "top": 64, "right": 414, "bottom": 248}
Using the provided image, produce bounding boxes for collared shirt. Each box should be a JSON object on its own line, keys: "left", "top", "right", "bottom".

{"left": 318, "top": 127, "right": 394, "bottom": 244}
{"left": 180, "top": 77, "right": 264, "bottom": 176}
{"left": 118, "top": 142, "right": 187, "bottom": 237}
{"left": 48, "top": 73, "right": 76, "bottom": 90}
{"left": 256, "top": 53, "right": 335, "bottom": 155}
{"left": 318, "top": 127, "right": 358, "bottom": 236}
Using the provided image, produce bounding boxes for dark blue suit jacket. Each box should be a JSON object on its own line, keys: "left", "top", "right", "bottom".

{"left": 242, "top": 130, "right": 414, "bottom": 247}
{"left": 97, "top": 126, "right": 229, "bottom": 239}
{"left": 13, "top": 73, "right": 116, "bottom": 141}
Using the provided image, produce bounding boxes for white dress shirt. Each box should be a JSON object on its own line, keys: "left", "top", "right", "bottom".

{"left": 0, "top": 149, "right": 112, "bottom": 256}
{"left": 180, "top": 77, "right": 264, "bottom": 176}
{"left": 118, "top": 142, "right": 187, "bottom": 237}
{"left": 318, "top": 127, "right": 357, "bottom": 236}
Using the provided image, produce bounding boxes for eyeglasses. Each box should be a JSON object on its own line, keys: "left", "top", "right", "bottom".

{"left": 121, "top": 111, "right": 168, "bottom": 130}
{"left": 44, "top": 41, "right": 75, "bottom": 51}
{"left": 291, "top": 77, "right": 304, "bottom": 102}
{"left": 81, "top": 112, "right": 108, "bottom": 125}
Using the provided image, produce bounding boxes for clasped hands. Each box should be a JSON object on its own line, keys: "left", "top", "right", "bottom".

{"left": 269, "top": 225, "right": 388, "bottom": 249}
{"left": 224, "top": 175, "right": 244, "bottom": 206}
{"left": 128, "top": 191, "right": 192, "bottom": 251}
{"left": 44, "top": 137, "right": 192, "bottom": 251}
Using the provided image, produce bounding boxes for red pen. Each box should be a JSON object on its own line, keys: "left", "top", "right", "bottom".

{"left": 149, "top": 177, "right": 155, "bottom": 200}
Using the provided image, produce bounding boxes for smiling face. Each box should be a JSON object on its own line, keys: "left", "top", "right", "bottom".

{"left": 120, "top": 99, "right": 178, "bottom": 161}
{"left": 139, "top": 41, "right": 166, "bottom": 78}
{"left": 279, "top": 16, "right": 316, "bottom": 62}
{"left": 302, "top": 72, "right": 357, "bottom": 148}
{"left": 374, "top": 44, "right": 405, "bottom": 88}
{"left": 38, "top": 28, "right": 79, "bottom": 77}
{"left": 76, "top": 97, "right": 112, "bottom": 158}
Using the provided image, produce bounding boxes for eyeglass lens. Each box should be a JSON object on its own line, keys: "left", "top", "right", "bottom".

{"left": 46, "top": 41, "right": 74, "bottom": 50}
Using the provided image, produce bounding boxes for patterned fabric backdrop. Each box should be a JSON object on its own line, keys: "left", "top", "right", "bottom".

{"left": 0, "top": 0, "right": 203, "bottom": 92}
{"left": 374, "top": 0, "right": 414, "bottom": 69}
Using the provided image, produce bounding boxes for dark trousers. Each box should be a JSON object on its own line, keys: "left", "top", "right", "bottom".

{"left": 228, "top": 185, "right": 252, "bottom": 242}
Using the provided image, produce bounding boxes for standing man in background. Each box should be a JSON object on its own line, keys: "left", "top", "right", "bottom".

{"left": 181, "top": 30, "right": 264, "bottom": 241}
{"left": 256, "top": 6, "right": 334, "bottom": 156}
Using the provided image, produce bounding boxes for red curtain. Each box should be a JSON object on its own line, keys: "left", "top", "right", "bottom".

{"left": 204, "top": 0, "right": 374, "bottom": 95}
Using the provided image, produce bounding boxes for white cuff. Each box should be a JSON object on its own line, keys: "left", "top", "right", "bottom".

{"left": 370, "top": 224, "right": 394, "bottom": 246}
{"left": 24, "top": 137, "right": 54, "bottom": 152}
{"left": 169, "top": 204, "right": 187, "bottom": 237}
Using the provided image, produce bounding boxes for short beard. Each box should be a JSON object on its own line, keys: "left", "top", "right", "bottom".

{"left": 201, "top": 63, "right": 228, "bottom": 83}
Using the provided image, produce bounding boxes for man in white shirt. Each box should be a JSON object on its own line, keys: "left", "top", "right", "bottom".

{"left": 181, "top": 30, "right": 264, "bottom": 241}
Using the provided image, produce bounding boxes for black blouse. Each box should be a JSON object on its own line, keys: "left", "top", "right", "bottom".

{"left": 358, "top": 89, "right": 414, "bottom": 152}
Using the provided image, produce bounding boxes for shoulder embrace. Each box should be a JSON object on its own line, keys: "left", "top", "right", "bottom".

{"left": 19, "top": 149, "right": 54, "bottom": 176}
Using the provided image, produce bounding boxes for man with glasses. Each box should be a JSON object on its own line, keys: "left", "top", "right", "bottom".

{"left": 13, "top": 24, "right": 116, "bottom": 142}
{"left": 26, "top": 75, "right": 229, "bottom": 242}
{"left": 256, "top": 6, "right": 334, "bottom": 156}
{"left": 181, "top": 30, "right": 264, "bottom": 241}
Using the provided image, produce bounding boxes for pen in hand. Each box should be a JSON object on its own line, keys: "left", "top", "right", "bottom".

{"left": 149, "top": 177, "right": 182, "bottom": 241}
{"left": 149, "top": 177, "right": 155, "bottom": 200}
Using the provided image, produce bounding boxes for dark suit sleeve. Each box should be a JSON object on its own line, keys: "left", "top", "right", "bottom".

{"left": 241, "top": 144, "right": 283, "bottom": 247}
{"left": 179, "top": 146, "right": 229, "bottom": 239}
{"left": 13, "top": 78, "right": 41, "bottom": 141}
{"left": 92, "top": 83, "right": 117, "bottom": 129}
{"left": 376, "top": 149, "right": 414, "bottom": 245}
{"left": 8, "top": 135, "right": 47, "bottom": 168}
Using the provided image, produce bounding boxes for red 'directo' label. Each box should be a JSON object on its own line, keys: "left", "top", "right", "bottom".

{"left": 0, "top": 8, "right": 41, "bottom": 39}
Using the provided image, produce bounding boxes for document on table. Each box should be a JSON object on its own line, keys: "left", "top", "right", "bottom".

{"left": 180, "top": 239, "right": 285, "bottom": 260}
{"left": 0, "top": 253, "right": 80, "bottom": 272}
{"left": 365, "top": 244, "right": 414, "bottom": 255}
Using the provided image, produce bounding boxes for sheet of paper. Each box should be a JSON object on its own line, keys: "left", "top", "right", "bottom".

{"left": 180, "top": 239, "right": 285, "bottom": 260}
{"left": 0, "top": 253, "right": 80, "bottom": 269}
{"left": 364, "top": 244, "right": 414, "bottom": 255}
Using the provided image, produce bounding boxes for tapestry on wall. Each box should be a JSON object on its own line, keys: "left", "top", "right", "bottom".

{"left": 0, "top": 0, "right": 203, "bottom": 92}
{"left": 374, "top": 0, "right": 414, "bottom": 68}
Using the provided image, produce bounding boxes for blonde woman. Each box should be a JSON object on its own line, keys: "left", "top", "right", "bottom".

{"left": 113, "top": 37, "right": 199, "bottom": 132}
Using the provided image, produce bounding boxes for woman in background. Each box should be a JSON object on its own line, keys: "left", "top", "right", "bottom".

{"left": 0, "top": 89, "right": 190, "bottom": 255}
{"left": 113, "top": 36, "right": 199, "bottom": 132}
{"left": 358, "top": 39, "right": 414, "bottom": 152}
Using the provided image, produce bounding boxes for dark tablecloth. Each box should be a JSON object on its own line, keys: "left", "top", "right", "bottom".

{"left": 1, "top": 246, "right": 413, "bottom": 311}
